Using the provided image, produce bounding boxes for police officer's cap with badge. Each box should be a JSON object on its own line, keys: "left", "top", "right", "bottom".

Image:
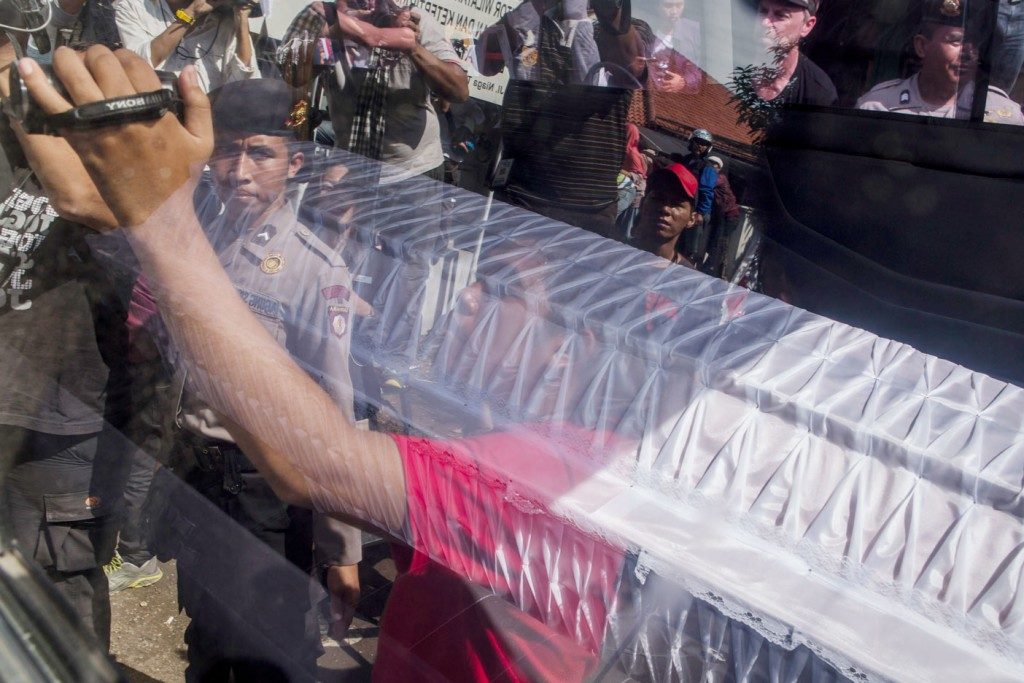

{"left": 207, "top": 79, "right": 323, "bottom": 277}
{"left": 921, "top": 0, "right": 966, "bottom": 29}
{"left": 209, "top": 78, "right": 306, "bottom": 139}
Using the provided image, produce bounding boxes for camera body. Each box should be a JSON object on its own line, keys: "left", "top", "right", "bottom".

{"left": 212, "top": 0, "right": 262, "bottom": 18}
{"left": 6, "top": 64, "right": 181, "bottom": 135}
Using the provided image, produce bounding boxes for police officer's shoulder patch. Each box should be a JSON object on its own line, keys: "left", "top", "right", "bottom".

{"left": 327, "top": 303, "right": 350, "bottom": 338}
{"left": 857, "top": 78, "right": 913, "bottom": 110}
{"left": 980, "top": 86, "right": 1024, "bottom": 123}
{"left": 869, "top": 78, "right": 903, "bottom": 91}
{"left": 322, "top": 284, "right": 351, "bottom": 301}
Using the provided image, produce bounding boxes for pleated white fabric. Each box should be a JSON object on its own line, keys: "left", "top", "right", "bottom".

{"left": 184, "top": 148, "right": 1024, "bottom": 681}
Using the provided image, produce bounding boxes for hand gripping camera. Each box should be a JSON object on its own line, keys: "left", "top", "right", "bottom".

{"left": 2, "top": 0, "right": 183, "bottom": 134}
{"left": 6, "top": 63, "right": 183, "bottom": 135}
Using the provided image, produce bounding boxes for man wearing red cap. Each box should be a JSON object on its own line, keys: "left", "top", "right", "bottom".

{"left": 631, "top": 162, "right": 700, "bottom": 267}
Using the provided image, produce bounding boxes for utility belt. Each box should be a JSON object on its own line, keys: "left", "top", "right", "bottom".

{"left": 176, "top": 436, "right": 252, "bottom": 496}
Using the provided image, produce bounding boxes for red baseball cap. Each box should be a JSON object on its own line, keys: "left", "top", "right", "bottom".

{"left": 649, "top": 163, "right": 699, "bottom": 201}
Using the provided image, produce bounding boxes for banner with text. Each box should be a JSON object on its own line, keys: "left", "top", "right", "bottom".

{"left": 408, "top": 0, "right": 513, "bottom": 104}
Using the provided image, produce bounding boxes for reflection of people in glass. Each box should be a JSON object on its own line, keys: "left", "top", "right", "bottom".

{"left": 114, "top": 0, "right": 258, "bottom": 92}
{"left": 856, "top": 0, "right": 1024, "bottom": 125}
{"left": 475, "top": 0, "right": 646, "bottom": 87}
{"left": 639, "top": 0, "right": 703, "bottom": 93}
{"left": 646, "top": 0, "right": 700, "bottom": 66}
{"left": 679, "top": 129, "right": 717, "bottom": 263}
{"left": 474, "top": 0, "right": 648, "bottom": 238}
{"left": 990, "top": 0, "right": 1024, "bottom": 94}
{"left": 280, "top": 0, "right": 469, "bottom": 186}
{"left": 631, "top": 163, "right": 700, "bottom": 267}
{"left": 754, "top": 0, "right": 837, "bottom": 106}
{"left": 20, "top": 48, "right": 636, "bottom": 680}
{"left": 171, "top": 79, "right": 365, "bottom": 680}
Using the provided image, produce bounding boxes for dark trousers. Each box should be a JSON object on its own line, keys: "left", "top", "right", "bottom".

{"left": 119, "top": 346, "right": 176, "bottom": 565}
{"left": 705, "top": 214, "right": 743, "bottom": 279}
{"left": 117, "top": 449, "right": 160, "bottom": 565}
{"left": 682, "top": 215, "right": 713, "bottom": 268}
{"left": 1, "top": 426, "right": 123, "bottom": 651}
{"left": 162, "top": 443, "right": 321, "bottom": 683}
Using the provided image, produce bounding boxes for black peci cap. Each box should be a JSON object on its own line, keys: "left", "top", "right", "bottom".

{"left": 209, "top": 79, "right": 303, "bottom": 136}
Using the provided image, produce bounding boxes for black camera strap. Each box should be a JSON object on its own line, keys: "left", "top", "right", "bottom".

{"left": 42, "top": 89, "right": 180, "bottom": 135}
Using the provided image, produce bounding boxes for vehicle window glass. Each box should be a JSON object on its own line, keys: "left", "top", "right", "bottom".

{"left": 798, "top": 0, "right": 1024, "bottom": 126}
{"left": 988, "top": 0, "right": 1024, "bottom": 112}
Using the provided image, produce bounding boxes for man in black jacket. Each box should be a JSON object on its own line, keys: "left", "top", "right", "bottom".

{"left": 754, "top": 0, "right": 837, "bottom": 106}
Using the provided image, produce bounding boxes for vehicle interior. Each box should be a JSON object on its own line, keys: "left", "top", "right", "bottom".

{"left": 757, "top": 0, "right": 1024, "bottom": 384}
{"left": 2, "top": 0, "right": 1023, "bottom": 680}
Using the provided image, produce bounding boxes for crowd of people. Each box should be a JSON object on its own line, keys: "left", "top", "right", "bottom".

{"left": 2, "top": 0, "right": 1023, "bottom": 680}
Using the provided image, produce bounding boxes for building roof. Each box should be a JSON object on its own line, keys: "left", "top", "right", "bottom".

{"left": 628, "top": 74, "right": 761, "bottom": 163}
{"left": 638, "top": 126, "right": 689, "bottom": 156}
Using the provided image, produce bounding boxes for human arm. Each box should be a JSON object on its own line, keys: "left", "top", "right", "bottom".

{"left": 231, "top": 2, "right": 256, "bottom": 74}
{"left": 18, "top": 46, "right": 409, "bottom": 530}
{"left": 333, "top": 7, "right": 415, "bottom": 50}
{"left": 286, "top": 215, "right": 360, "bottom": 410}
{"left": 279, "top": 3, "right": 326, "bottom": 87}
{"left": 314, "top": 514, "right": 361, "bottom": 639}
{"left": 324, "top": 562, "right": 359, "bottom": 639}
{"left": 115, "top": 0, "right": 214, "bottom": 68}
{"left": 399, "top": 10, "right": 468, "bottom": 103}
{"left": 654, "top": 51, "right": 702, "bottom": 94}
{"left": 279, "top": 2, "right": 415, "bottom": 87}
{"left": 283, "top": 1, "right": 416, "bottom": 52}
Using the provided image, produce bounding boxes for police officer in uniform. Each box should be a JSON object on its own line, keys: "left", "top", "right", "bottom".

{"left": 857, "top": 0, "right": 1024, "bottom": 125}
{"left": 158, "top": 78, "right": 362, "bottom": 682}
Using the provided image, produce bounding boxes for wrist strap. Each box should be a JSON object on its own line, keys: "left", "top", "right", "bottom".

{"left": 175, "top": 8, "right": 195, "bottom": 25}
{"left": 43, "top": 90, "right": 180, "bottom": 135}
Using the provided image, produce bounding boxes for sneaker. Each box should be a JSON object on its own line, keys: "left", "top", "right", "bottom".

{"left": 105, "top": 553, "right": 163, "bottom": 593}
{"left": 102, "top": 549, "right": 123, "bottom": 577}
